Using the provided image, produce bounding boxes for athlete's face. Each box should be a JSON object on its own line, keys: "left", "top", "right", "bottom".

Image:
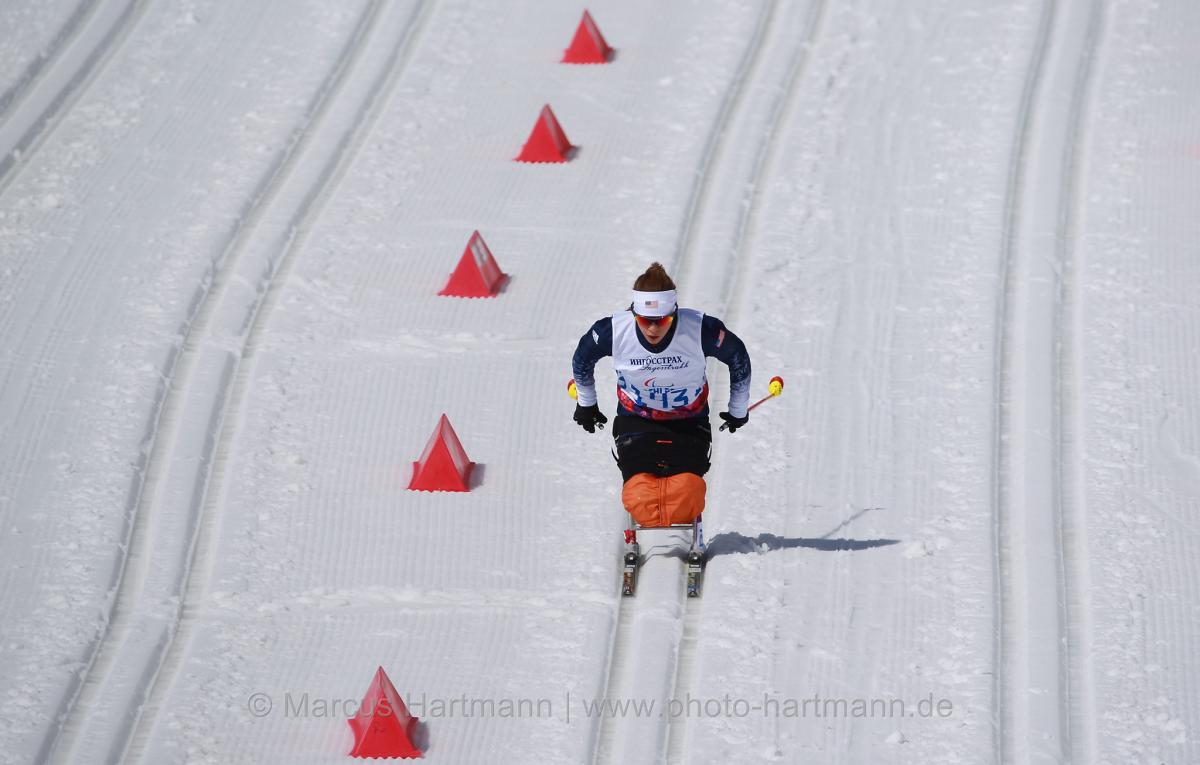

{"left": 634, "top": 312, "right": 674, "bottom": 344}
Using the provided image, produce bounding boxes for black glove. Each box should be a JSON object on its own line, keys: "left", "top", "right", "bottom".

{"left": 573, "top": 404, "right": 608, "bottom": 433}
{"left": 719, "top": 411, "right": 749, "bottom": 433}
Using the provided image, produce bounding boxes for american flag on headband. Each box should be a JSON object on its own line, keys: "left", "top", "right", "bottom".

{"left": 643, "top": 299, "right": 659, "bottom": 308}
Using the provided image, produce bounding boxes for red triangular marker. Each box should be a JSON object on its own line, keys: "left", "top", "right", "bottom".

{"left": 438, "top": 231, "right": 508, "bottom": 297}
{"left": 562, "top": 10, "right": 613, "bottom": 64}
{"left": 408, "top": 414, "right": 474, "bottom": 492}
{"left": 348, "top": 667, "right": 422, "bottom": 759}
{"left": 515, "top": 104, "right": 574, "bottom": 163}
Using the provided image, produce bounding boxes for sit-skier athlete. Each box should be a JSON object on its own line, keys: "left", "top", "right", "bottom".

{"left": 570, "top": 262, "right": 752, "bottom": 594}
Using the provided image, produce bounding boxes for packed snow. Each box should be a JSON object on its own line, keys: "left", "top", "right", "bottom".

{"left": 1, "top": 0, "right": 1198, "bottom": 763}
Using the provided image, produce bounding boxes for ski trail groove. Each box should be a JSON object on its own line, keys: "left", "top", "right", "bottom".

{"left": 45, "top": 1, "right": 432, "bottom": 762}
{"left": 1054, "top": 3, "right": 1105, "bottom": 761}
{"left": 663, "top": 600, "right": 702, "bottom": 765}
{"left": 993, "top": 0, "right": 1104, "bottom": 761}
{"left": 664, "top": 0, "right": 827, "bottom": 762}
{"left": 0, "top": 0, "right": 149, "bottom": 193}
{"left": 122, "top": 0, "right": 434, "bottom": 759}
{"left": 11, "top": 1, "right": 200, "bottom": 761}
{"left": 718, "top": 0, "right": 828, "bottom": 322}
{"left": 47, "top": 0, "right": 390, "bottom": 758}
{"left": 669, "top": 2, "right": 780, "bottom": 292}
{"left": 583, "top": 0, "right": 830, "bottom": 760}
{"left": 590, "top": 596, "right": 637, "bottom": 765}
{"left": 990, "top": 1, "right": 1055, "bottom": 756}
{"left": 591, "top": 4, "right": 781, "bottom": 762}
{"left": 0, "top": 0, "right": 96, "bottom": 115}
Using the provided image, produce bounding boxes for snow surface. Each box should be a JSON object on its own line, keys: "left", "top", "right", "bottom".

{"left": 1, "top": 0, "right": 1198, "bottom": 763}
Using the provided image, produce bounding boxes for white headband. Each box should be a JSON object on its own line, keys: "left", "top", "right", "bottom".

{"left": 630, "top": 289, "right": 677, "bottom": 318}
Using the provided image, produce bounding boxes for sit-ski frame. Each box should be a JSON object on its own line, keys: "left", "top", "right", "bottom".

{"left": 621, "top": 514, "right": 706, "bottom": 597}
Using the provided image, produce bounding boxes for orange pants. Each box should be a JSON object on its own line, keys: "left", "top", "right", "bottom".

{"left": 621, "top": 472, "right": 706, "bottom": 527}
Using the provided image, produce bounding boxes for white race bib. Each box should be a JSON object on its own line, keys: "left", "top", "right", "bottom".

{"left": 611, "top": 309, "right": 708, "bottom": 419}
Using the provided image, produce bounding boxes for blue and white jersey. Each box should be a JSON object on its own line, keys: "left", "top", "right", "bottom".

{"left": 572, "top": 308, "right": 752, "bottom": 420}
{"left": 611, "top": 308, "right": 708, "bottom": 419}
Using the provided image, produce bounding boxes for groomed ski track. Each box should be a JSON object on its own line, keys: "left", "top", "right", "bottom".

{"left": 0, "top": 0, "right": 150, "bottom": 189}
{"left": 2, "top": 0, "right": 1200, "bottom": 763}
{"left": 47, "top": 1, "right": 433, "bottom": 763}
{"left": 992, "top": 0, "right": 1104, "bottom": 761}
{"left": 594, "top": 0, "right": 831, "bottom": 763}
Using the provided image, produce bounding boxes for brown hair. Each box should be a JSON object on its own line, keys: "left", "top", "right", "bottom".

{"left": 632, "top": 262, "right": 676, "bottom": 291}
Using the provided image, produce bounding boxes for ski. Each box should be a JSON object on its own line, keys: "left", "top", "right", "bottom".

{"left": 686, "top": 514, "right": 706, "bottom": 598}
{"left": 685, "top": 550, "right": 705, "bottom": 597}
{"left": 622, "top": 528, "right": 639, "bottom": 597}
{"left": 621, "top": 517, "right": 707, "bottom": 597}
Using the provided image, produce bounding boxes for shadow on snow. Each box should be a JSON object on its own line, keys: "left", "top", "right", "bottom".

{"left": 703, "top": 531, "right": 900, "bottom": 558}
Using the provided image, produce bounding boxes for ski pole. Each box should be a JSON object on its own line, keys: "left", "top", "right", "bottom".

{"left": 719, "top": 375, "right": 784, "bottom": 431}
